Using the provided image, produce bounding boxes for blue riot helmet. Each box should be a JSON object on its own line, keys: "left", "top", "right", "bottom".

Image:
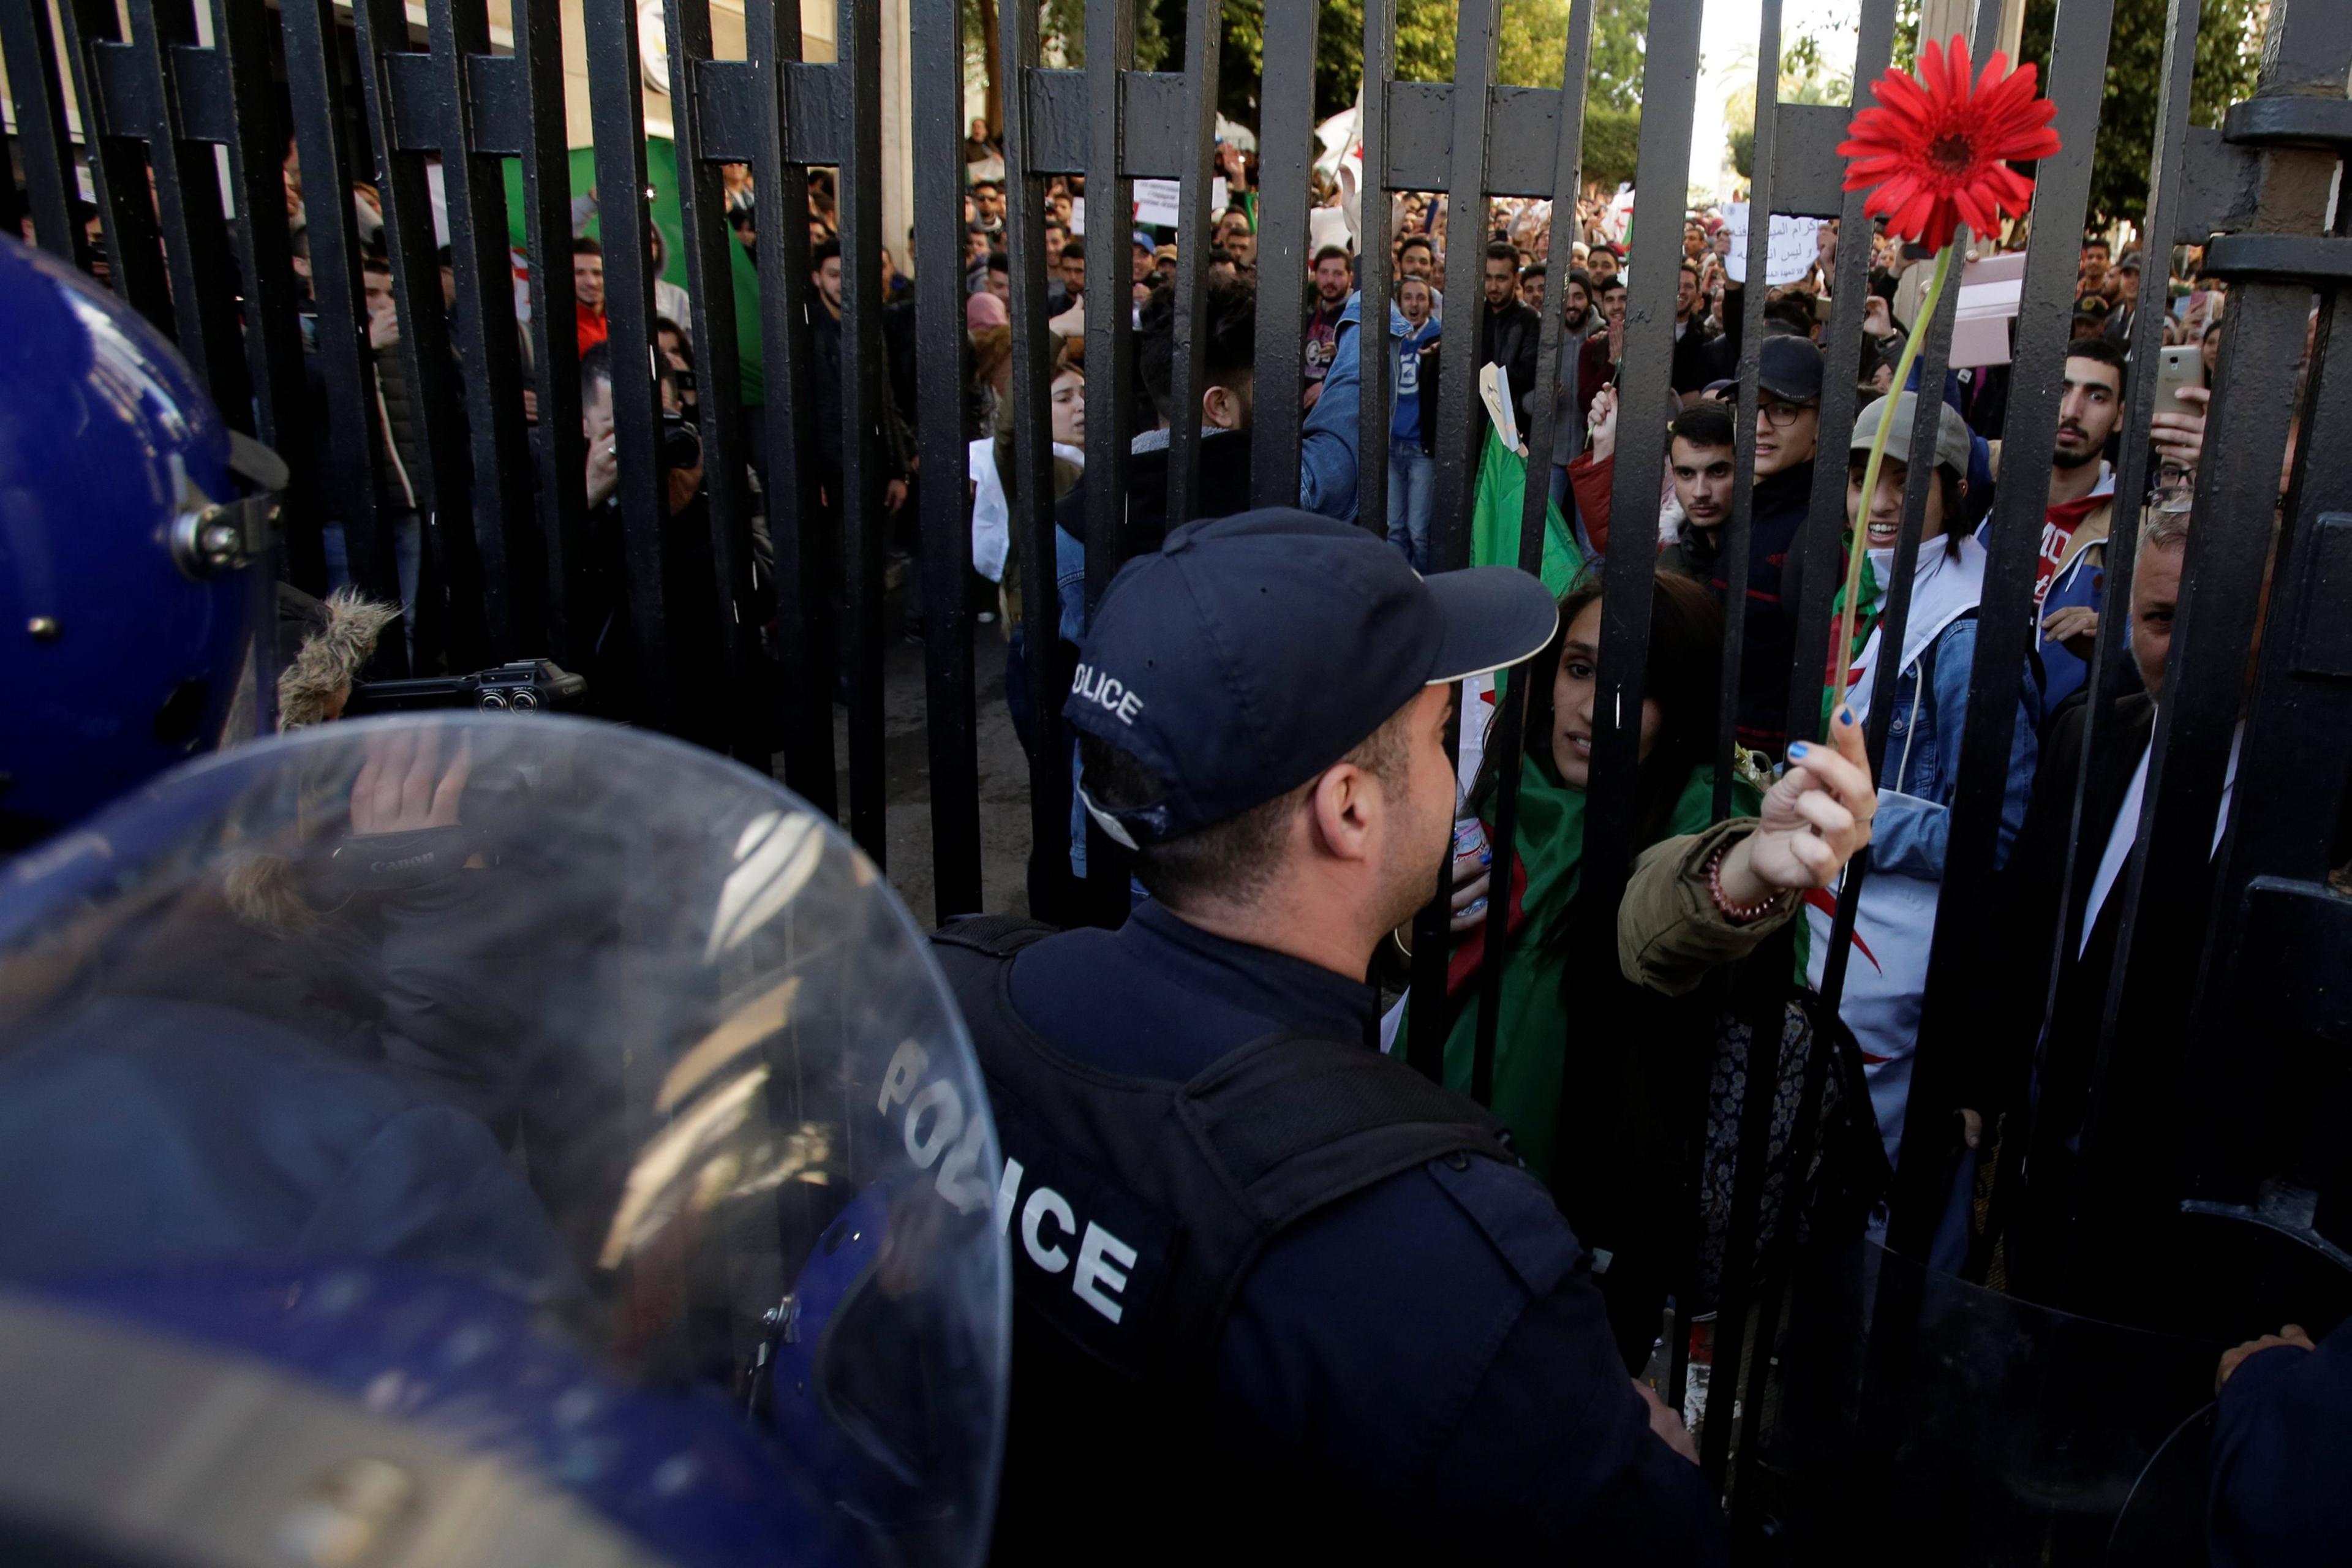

{"left": 0, "top": 235, "right": 286, "bottom": 850}
{"left": 0, "top": 715, "right": 1010, "bottom": 1567}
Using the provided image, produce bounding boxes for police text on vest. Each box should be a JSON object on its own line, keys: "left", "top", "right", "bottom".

{"left": 993, "top": 1156, "right": 1139, "bottom": 1324}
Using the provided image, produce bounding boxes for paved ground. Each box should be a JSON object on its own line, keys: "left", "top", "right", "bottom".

{"left": 799, "top": 625, "right": 1036, "bottom": 927}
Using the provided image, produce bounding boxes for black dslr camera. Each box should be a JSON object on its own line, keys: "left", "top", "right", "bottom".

{"left": 345, "top": 659, "right": 588, "bottom": 717}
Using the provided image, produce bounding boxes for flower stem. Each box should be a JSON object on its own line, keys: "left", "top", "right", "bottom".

{"left": 1828, "top": 238, "right": 1958, "bottom": 741}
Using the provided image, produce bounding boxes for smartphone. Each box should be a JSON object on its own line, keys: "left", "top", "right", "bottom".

{"left": 2154, "top": 343, "right": 2205, "bottom": 410}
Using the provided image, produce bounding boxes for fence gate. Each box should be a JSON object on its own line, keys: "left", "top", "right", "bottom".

{"left": 6, "top": 0, "right": 2349, "bottom": 1554}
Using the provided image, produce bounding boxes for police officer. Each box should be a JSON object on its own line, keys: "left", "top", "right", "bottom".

{"left": 933, "top": 509, "right": 1880, "bottom": 1562}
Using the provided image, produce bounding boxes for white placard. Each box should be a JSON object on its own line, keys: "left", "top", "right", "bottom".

{"left": 1129, "top": 176, "right": 1230, "bottom": 231}
{"left": 1133, "top": 179, "right": 1182, "bottom": 228}
{"left": 1722, "top": 203, "right": 1822, "bottom": 286}
{"left": 1069, "top": 195, "right": 1084, "bottom": 235}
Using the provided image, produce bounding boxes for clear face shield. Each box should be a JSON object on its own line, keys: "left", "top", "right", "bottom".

{"left": 0, "top": 716, "right": 1009, "bottom": 1568}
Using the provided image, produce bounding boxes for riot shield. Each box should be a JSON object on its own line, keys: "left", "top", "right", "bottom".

{"left": 0, "top": 716, "right": 1008, "bottom": 1568}
{"left": 1738, "top": 1240, "right": 2229, "bottom": 1567}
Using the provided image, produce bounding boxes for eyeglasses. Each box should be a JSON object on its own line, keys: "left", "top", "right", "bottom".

{"left": 1758, "top": 399, "right": 1816, "bottom": 428}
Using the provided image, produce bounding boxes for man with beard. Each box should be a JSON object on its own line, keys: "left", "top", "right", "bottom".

{"left": 1478, "top": 240, "right": 1542, "bottom": 435}
{"left": 1394, "top": 233, "right": 1443, "bottom": 321}
{"left": 1586, "top": 242, "right": 1621, "bottom": 292}
{"left": 1545, "top": 267, "right": 1598, "bottom": 510}
{"left": 1999, "top": 339, "right": 2124, "bottom": 714}
{"left": 1668, "top": 260, "right": 1721, "bottom": 401}
{"left": 1303, "top": 244, "right": 1352, "bottom": 410}
{"left": 1573, "top": 275, "right": 1626, "bottom": 439}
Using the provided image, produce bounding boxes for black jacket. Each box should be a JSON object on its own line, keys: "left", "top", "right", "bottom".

{"left": 1729, "top": 461, "right": 1815, "bottom": 756}
{"left": 1478, "top": 299, "right": 1542, "bottom": 431}
{"left": 1978, "top": 691, "right": 2159, "bottom": 1300}
{"left": 1052, "top": 427, "right": 1257, "bottom": 573}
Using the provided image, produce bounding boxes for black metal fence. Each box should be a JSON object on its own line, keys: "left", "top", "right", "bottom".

{"left": 7, "top": 0, "right": 2350, "bottom": 1526}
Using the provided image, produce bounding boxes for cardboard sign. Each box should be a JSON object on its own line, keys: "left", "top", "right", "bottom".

{"left": 1722, "top": 203, "right": 1822, "bottom": 286}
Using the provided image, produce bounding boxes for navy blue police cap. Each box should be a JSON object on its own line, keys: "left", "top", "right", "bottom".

{"left": 1065, "top": 509, "right": 1559, "bottom": 848}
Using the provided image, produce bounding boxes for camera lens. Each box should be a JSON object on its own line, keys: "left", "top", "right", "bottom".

{"left": 478, "top": 690, "right": 510, "bottom": 710}
{"left": 660, "top": 413, "right": 701, "bottom": 470}
{"left": 510, "top": 688, "right": 540, "bottom": 709}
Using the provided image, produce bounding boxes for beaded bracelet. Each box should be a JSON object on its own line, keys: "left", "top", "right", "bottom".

{"left": 1707, "top": 840, "right": 1791, "bottom": 924}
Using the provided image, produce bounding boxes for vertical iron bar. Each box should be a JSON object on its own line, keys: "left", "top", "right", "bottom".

{"left": 583, "top": 0, "right": 677, "bottom": 725}
{"left": 119, "top": 0, "right": 249, "bottom": 421}
{"left": 2, "top": 0, "right": 88, "bottom": 263}
{"left": 352, "top": 0, "right": 489, "bottom": 671}
{"left": 1887, "top": 0, "right": 2122, "bottom": 1254}
{"left": 752, "top": 0, "right": 837, "bottom": 810}
{"left": 2179, "top": 248, "right": 2352, "bottom": 1188}
{"left": 1699, "top": 990, "right": 1788, "bottom": 1482}
{"left": 511, "top": 0, "right": 589, "bottom": 669}
{"left": 2032, "top": 0, "right": 2199, "bottom": 1119}
{"left": 1079, "top": 0, "right": 1137, "bottom": 921}
{"left": 913, "top": 0, "right": 982, "bottom": 919}
{"left": 1471, "top": 0, "right": 1595, "bottom": 1117}
{"left": 2064, "top": 0, "right": 2348, "bottom": 1314}
{"left": 206, "top": 0, "right": 320, "bottom": 591}
{"left": 1424, "top": 0, "right": 1499, "bottom": 570}
{"left": 279, "top": 0, "right": 407, "bottom": 669}
{"left": 1781, "top": 0, "right": 1898, "bottom": 754}
{"left": 1689, "top": 0, "right": 1789, "bottom": 1468}
{"left": 1714, "top": 0, "right": 1782, "bottom": 822}
{"left": 1160, "top": 0, "right": 1222, "bottom": 527}
{"left": 834, "top": 0, "right": 889, "bottom": 862}
{"left": 426, "top": 0, "right": 536, "bottom": 657}
{"left": 55, "top": 0, "right": 171, "bottom": 328}
{"left": 1583, "top": 0, "right": 1704, "bottom": 908}
{"left": 999, "top": 0, "right": 1069, "bottom": 918}
{"left": 1247, "top": 0, "right": 1318, "bottom": 508}
{"left": 1080, "top": 0, "right": 1135, "bottom": 604}
{"left": 1354, "top": 0, "right": 1394, "bottom": 543}
{"left": 666, "top": 0, "right": 762, "bottom": 762}
{"left": 1814, "top": 262, "right": 1964, "bottom": 1009}
{"left": 1403, "top": 0, "right": 1502, "bottom": 1082}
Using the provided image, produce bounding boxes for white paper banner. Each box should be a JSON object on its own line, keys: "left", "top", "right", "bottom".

{"left": 1130, "top": 177, "right": 1229, "bottom": 232}
{"left": 1722, "top": 203, "right": 1822, "bottom": 287}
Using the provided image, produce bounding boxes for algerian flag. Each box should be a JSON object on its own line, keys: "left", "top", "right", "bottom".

{"left": 1468, "top": 426, "right": 1583, "bottom": 588}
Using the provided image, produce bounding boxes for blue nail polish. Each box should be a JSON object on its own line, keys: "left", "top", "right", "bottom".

{"left": 1463, "top": 897, "right": 1489, "bottom": 918}
{"left": 1479, "top": 849, "right": 1493, "bottom": 865}
{"left": 1789, "top": 741, "right": 1810, "bottom": 759}
{"left": 1838, "top": 705, "right": 1857, "bottom": 726}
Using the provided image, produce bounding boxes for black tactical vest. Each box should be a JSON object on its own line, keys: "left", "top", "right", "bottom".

{"left": 928, "top": 916, "right": 1518, "bottom": 1561}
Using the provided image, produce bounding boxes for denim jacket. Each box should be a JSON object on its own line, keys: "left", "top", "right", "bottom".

{"left": 1872, "top": 613, "right": 2044, "bottom": 881}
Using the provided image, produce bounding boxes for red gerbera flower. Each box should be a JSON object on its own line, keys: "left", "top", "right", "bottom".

{"left": 1837, "top": 36, "right": 2060, "bottom": 254}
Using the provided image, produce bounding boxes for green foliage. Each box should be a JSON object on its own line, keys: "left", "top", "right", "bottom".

{"left": 1003, "top": 0, "right": 1654, "bottom": 162}
{"left": 2017, "top": 0, "right": 2265, "bottom": 228}
{"left": 1036, "top": 0, "right": 1168, "bottom": 70}
{"left": 1890, "top": 0, "right": 1921, "bottom": 74}
{"left": 1581, "top": 105, "right": 1642, "bottom": 191}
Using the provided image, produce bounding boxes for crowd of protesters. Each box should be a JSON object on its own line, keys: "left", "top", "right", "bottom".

{"left": 927, "top": 128, "right": 2339, "bottom": 1362}
{"left": 17, "top": 72, "right": 2344, "bottom": 1566}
